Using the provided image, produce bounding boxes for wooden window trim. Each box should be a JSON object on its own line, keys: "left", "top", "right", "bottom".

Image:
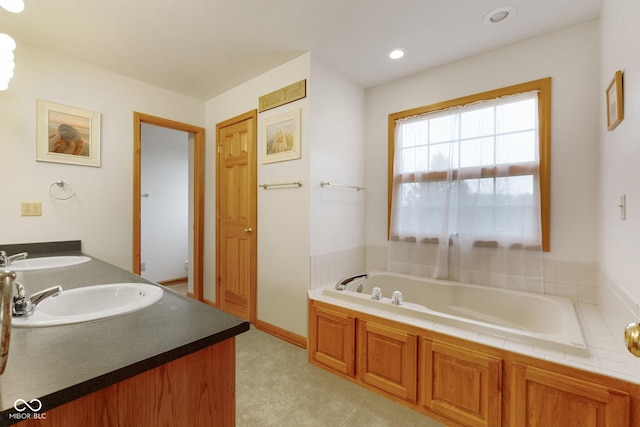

{"left": 387, "top": 77, "right": 551, "bottom": 251}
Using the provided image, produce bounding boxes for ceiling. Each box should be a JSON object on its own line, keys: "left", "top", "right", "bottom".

{"left": 1, "top": 0, "right": 602, "bottom": 100}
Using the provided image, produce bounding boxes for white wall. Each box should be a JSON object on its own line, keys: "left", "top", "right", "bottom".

{"left": 140, "top": 124, "right": 189, "bottom": 283}
{"left": 365, "top": 21, "right": 601, "bottom": 266}
{"left": 599, "top": 0, "right": 640, "bottom": 304}
{"left": 0, "top": 42, "right": 204, "bottom": 270}
{"left": 205, "top": 53, "right": 366, "bottom": 337}
{"left": 205, "top": 54, "right": 311, "bottom": 336}
{"left": 309, "top": 58, "right": 366, "bottom": 256}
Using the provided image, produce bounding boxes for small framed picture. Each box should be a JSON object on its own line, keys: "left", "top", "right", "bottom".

{"left": 262, "top": 109, "right": 301, "bottom": 164}
{"left": 606, "top": 70, "right": 624, "bottom": 131}
{"left": 36, "top": 99, "right": 101, "bottom": 167}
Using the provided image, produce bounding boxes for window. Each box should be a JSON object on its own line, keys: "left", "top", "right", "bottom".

{"left": 388, "top": 78, "right": 551, "bottom": 251}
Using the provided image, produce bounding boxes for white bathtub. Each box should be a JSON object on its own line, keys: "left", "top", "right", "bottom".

{"left": 311, "top": 271, "right": 587, "bottom": 355}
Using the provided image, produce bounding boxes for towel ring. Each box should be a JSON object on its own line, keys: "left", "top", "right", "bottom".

{"left": 48, "top": 180, "right": 75, "bottom": 200}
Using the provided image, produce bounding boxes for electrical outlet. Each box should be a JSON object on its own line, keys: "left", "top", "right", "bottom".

{"left": 21, "top": 202, "right": 42, "bottom": 216}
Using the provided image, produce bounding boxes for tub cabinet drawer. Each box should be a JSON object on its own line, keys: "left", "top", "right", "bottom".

{"left": 357, "top": 320, "right": 418, "bottom": 402}
{"left": 308, "top": 303, "right": 356, "bottom": 377}
{"left": 510, "top": 363, "right": 630, "bottom": 427}
{"left": 421, "top": 339, "right": 502, "bottom": 427}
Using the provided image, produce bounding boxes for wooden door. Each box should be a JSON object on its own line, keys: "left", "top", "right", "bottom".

{"left": 422, "top": 339, "right": 502, "bottom": 427}
{"left": 357, "top": 319, "right": 418, "bottom": 402}
{"left": 308, "top": 301, "right": 356, "bottom": 377}
{"left": 216, "top": 110, "right": 257, "bottom": 322}
{"left": 511, "top": 362, "right": 629, "bottom": 427}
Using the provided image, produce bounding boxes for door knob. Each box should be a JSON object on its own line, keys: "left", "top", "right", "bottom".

{"left": 244, "top": 227, "right": 253, "bottom": 234}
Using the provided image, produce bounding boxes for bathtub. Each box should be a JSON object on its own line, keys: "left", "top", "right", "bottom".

{"left": 311, "top": 271, "right": 587, "bottom": 355}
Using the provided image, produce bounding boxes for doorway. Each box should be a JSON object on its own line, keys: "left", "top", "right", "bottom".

{"left": 133, "top": 112, "right": 205, "bottom": 301}
{"left": 216, "top": 110, "right": 257, "bottom": 322}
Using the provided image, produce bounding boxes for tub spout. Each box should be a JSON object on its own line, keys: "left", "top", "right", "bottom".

{"left": 335, "top": 273, "right": 369, "bottom": 291}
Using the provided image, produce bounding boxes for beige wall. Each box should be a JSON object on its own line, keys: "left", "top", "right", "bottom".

{"left": 364, "top": 21, "right": 601, "bottom": 265}
{"left": 0, "top": 42, "right": 204, "bottom": 270}
{"left": 599, "top": 0, "right": 640, "bottom": 304}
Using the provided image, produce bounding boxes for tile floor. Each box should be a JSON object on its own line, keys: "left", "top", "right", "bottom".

{"left": 235, "top": 326, "right": 445, "bottom": 427}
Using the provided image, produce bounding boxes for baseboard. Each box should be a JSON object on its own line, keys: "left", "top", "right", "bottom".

{"left": 157, "top": 276, "right": 188, "bottom": 286}
{"left": 254, "top": 319, "right": 307, "bottom": 349}
{"left": 199, "top": 299, "right": 307, "bottom": 349}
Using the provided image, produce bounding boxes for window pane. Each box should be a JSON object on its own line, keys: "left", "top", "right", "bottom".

{"left": 429, "top": 114, "right": 458, "bottom": 143}
{"left": 460, "top": 137, "right": 494, "bottom": 167}
{"left": 461, "top": 106, "right": 494, "bottom": 139}
{"left": 496, "top": 131, "right": 535, "bottom": 164}
{"left": 495, "top": 176, "right": 534, "bottom": 206}
{"left": 400, "top": 121, "right": 427, "bottom": 148}
{"left": 495, "top": 176, "right": 536, "bottom": 236}
{"left": 496, "top": 98, "right": 536, "bottom": 133}
{"left": 430, "top": 142, "right": 456, "bottom": 169}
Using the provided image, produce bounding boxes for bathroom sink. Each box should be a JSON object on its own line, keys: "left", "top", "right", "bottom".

{"left": 10, "top": 255, "right": 91, "bottom": 271}
{"left": 12, "top": 283, "right": 163, "bottom": 328}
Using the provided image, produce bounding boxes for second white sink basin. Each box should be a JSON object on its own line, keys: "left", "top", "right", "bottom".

{"left": 12, "top": 283, "right": 163, "bottom": 328}
{"left": 10, "top": 256, "right": 91, "bottom": 271}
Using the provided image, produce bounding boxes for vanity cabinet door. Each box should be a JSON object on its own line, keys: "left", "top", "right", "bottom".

{"left": 511, "top": 362, "right": 630, "bottom": 427}
{"left": 308, "top": 302, "right": 356, "bottom": 377}
{"left": 357, "top": 320, "right": 418, "bottom": 402}
{"left": 421, "top": 339, "right": 502, "bottom": 427}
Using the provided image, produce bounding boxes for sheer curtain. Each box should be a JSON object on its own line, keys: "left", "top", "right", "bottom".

{"left": 388, "top": 92, "right": 544, "bottom": 294}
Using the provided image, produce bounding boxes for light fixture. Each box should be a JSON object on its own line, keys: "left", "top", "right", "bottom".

{"left": 0, "top": 0, "right": 24, "bottom": 13}
{"left": 388, "top": 47, "right": 407, "bottom": 60}
{"left": 483, "top": 5, "right": 517, "bottom": 25}
{"left": 0, "top": 33, "right": 16, "bottom": 91}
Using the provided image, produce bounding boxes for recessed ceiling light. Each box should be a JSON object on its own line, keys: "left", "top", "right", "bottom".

{"left": 483, "top": 6, "right": 517, "bottom": 25}
{"left": 388, "top": 48, "right": 407, "bottom": 60}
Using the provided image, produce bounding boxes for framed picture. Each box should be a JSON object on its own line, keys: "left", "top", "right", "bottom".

{"left": 606, "top": 70, "right": 624, "bottom": 131}
{"left": 262, "top": 109, "right": 301, "bottom": 164}
{"left": 36, "top": 99, "right": 101, "bottom": 167}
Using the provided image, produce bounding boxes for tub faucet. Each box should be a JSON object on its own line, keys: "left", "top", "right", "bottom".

{"left": 12, "top": 283, "right": 63, "bottom": 317}
{"left": 335, "top": 273, "right": 369, "bottom": 291}
{"left": 391, "top": 291, "right": 404, "bottom": 305}
{"left": 0, "top": 251, "right": 28, "bottom": 268}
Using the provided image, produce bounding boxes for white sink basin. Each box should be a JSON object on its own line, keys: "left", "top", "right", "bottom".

{"left": 12, "top": 283, "right": 163, "bottom": 328}
{"left": 10, "top": 256, "right": 91, "bottom": 271}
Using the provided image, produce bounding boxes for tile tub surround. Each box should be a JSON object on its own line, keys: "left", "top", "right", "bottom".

{"left": 316, "top": 245, "right": 640, "bottom": 381}
{"left": 0, "top": 250, "right": 249, "bottom": 423}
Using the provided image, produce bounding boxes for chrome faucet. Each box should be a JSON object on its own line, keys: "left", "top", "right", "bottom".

{"left": 0, "top": 269, "right": 16, "bottom": 375}
{"left": 335, "top": 272, "right": 369, "bottom": 291}
{"left": 12, "top": 283, "right": 63, "bottom": 317}
{"left": 0, "top": 251, "right": 28, "bottom": 268}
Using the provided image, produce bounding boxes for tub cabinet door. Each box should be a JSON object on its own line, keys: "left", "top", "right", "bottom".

{"left": 357, "top": 320, "right": 418, "bottom": 402}
{"left": 510, "top": 362, "right": 630, "bottom": 427}
{"left": 421, "top": 339, "right": 502, "bottom": 427}
{"left": 308, "top": 302, "right": 356, "bottom": 377}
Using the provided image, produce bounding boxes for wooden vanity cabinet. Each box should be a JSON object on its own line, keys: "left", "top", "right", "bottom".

{"left": 308, "top": 300, "right": 638, "bottom": 426}
{"left": 510, "top": 362, "right": 630, "bottom": 427}
{"left": 308, "top": 302, "right": 356, "bottom": 377}
{"left": 357, "top": 319, "right": 418, "bottom": 402}
{"left": 421, "top": 339, "right": 502, "bottom": 427}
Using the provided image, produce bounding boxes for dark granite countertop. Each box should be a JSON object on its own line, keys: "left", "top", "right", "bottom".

{"left": 0, "top": 242, "right": 249, "bottom": 425}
